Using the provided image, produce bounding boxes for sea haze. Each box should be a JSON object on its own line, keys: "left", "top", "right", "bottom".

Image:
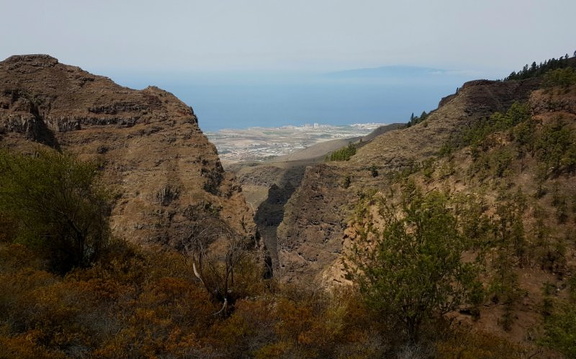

{"left": 107, "top": 65, "right": 487, "bottom": 132}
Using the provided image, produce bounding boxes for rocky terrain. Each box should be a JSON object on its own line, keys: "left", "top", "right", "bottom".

{"left": 242, "top": 78, "right": 540, "bottom": 282}
{"left": 230, "top": 123, "right": 405, "bottom": 273}
{"left": 0, "top": 54, "right": 257, "bottom": 254}
{"left": 271, "top": 77, "right": 552, "bottom": 284}
{"left": 1, "top": 54, "right": 576, "bottom": 356}
{"left": 274, "top": 64, "right": 576, "bottom": 348}
{"left": 232, "top": 76, "right": 556, "bottom": 283}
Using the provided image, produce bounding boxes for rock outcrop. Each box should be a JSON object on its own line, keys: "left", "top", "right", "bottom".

{"left": 349, "top": 78, "right": 541, "bottom": 168}
{"left": 0, "top": 54, "right": 256, "bottom": 250}
{"left": 276, "top": 164, "right": 350, "bottom": 284}
{"left": 276, "top": 77, "right": 542, "bottom": 285}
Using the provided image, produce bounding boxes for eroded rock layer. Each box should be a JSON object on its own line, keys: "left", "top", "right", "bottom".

{"left": 0, "top": 54, "right": 256, "bottom": 249}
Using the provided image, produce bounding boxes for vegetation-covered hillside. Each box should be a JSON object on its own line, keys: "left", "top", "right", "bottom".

{"left": 341, "top": 56, "right": 576, "bottom": 357}
{"left": 1, "top": 55, "right": 576, "bottom": 358}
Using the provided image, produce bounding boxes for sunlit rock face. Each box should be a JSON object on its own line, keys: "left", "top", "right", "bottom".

{"left": 0, "top": 54, "right": 257, "bottom": 250}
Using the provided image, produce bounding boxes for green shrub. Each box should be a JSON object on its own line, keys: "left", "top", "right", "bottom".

{"left": 543, "top": 67, "right": 576, "bottom": 88}
{"left": 534, "top": 118, "right": 576, "bottom": 177}
{"left": 346, "top": 185, "right": 481, "bottom": 343}
{"left": 443, "top": 102, "right": 531, "bottom": 155}
{"left": 327, "top": 143, "right": 357, "bottom": 161}
{"left": 0, "top": 149, "right": 110, "bottom": 274}
{"left": 540, "top": 303, "right": 576, "bottom": 358}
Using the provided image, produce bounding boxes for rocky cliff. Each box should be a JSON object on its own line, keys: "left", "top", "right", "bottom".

{"left": 271, "top": 70, "right": 576, "bottom": 346}
{"left": 276, "top": 78, "right": 543, "bottom": 285}
{"left": 0, "top": 54, "right": 256, "bottom": 252}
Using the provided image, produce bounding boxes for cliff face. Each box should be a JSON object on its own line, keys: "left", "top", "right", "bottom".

{"left": 276, "top": 78, "right": 543, "bottom": 285}
{"left": 275, "top": 164, "right": 350, "bottom": 283}
{"left": 273, "top": 73, "right": 576, "bottom": 345}
{"left": 0, "top": 54, "right": 256, "bottom": 249}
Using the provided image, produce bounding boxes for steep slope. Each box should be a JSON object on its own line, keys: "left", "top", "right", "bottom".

{"left": 0, "top": 54, "right": 256, "bottom": 251}
{"left": 232, "top": 123, "right": 404, "bottom": 274}
{"left": 276, "top": 62, "right": 576, "bottom": 347}
{"left": 276, "top": 78, "right": 541, "bottom": 284}
{"left": 349, "top": 79, "right": 541, "bottom": 168}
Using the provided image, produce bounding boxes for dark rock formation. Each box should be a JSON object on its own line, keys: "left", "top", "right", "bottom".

{"left": 276, "top": 164, "right": 351, "bottom": 284}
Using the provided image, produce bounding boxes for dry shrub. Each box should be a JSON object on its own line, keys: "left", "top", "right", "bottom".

{"left": 436, "top": 328, "right": 533, "bottom": 359}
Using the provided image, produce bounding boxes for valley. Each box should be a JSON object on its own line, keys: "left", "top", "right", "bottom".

{"left": 1, "top": 54, "right": 576, "bottom": 358}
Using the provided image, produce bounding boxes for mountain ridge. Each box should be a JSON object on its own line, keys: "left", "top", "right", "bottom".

{"left": 268, "top": 60, "right": 576, "bottom": 347}
{"left": 0, "top": 54, "right": 257, "bottom": 254}
{"left": 1, "top": 53, "right": 576, "bottom": 356}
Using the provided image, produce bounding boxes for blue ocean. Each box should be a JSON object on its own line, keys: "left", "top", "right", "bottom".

{"left": 108, "top": 67, "right": 493, "bottom": 132}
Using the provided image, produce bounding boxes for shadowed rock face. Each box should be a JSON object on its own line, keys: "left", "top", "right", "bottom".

{"left": 0, "top": 54, "right": 256, "bottom": 250}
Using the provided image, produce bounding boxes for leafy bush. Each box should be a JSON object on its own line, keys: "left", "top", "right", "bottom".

{"left": 534, "top": 118, "right": 576, "bottom": 177}
{"left": 0, "top": 149, "right": 110, "bottom": 274}
{"left": 441, "top": 102, "right": 531, "bottom": 155}
{"left": 346, "top": 185, "right": 482, "bottom": 343}
{"left": 436, "top": 328, "right": 527, "bottom": 358}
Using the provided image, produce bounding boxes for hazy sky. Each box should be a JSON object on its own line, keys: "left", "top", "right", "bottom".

{"left": 2, "top": 0, "right": 574, "bottom": 75}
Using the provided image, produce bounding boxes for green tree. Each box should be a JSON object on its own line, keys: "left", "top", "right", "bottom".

{"left": 541, "top": 303, "right": 576, "bottom": 358}
{"left": 347, "top": 186, "right": 480, "bottom": 343}
{"left": 543, "top": 67, "right": 576, "bottom": 88}
{"left": 0, "top": 149, "right": 110, "bottom": 274}
{"left": 369, "top": 164, "right": 379, "bottom": 177}
{"left": 327, "top": 142, "right": 356, "bottom": 161}
{"left": 535, "top": 118, "right": 576, "bottom": 176}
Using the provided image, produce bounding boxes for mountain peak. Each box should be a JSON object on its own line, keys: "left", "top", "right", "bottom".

{"left": 0, "top": 54, "right": 256, "bottom": 250}
{"left": 4, "top": 54, "right": 59, "bottom": 68}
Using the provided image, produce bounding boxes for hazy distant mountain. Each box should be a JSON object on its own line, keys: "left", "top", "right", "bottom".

{"left": 324, "top": 65, "right": 448, "bottom": 79}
